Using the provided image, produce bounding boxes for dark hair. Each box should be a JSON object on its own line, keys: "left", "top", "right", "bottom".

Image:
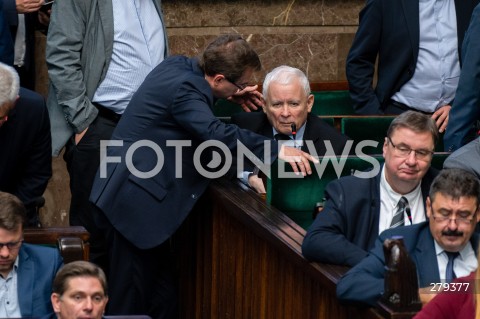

{"left": 386, "top": 111, "right": 439, "bottom": 146}
{"left": 199, "top": 34, "right": 261, "bottom": 82}
{"left": 429, "top": 168, "right": 480, "bottom": 206}
{"left": 0, "top": 192, "right": 26, "bottom": 230}
{"left": 52, "top": 261, "right": 108, "bottom": 296}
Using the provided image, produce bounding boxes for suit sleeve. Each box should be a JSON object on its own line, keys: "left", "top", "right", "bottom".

{"left": 302, "top": 180, "right": 369, "bottom": 267}
{"left": 346, "top": 0, "right": 384, "bottom": 115}
{"left": 171, "top": 81, "right": 279, "bottom": 165}
{"left": 0, "top": 1, "right": 13, "bottom": 65}
{"left": 14, "top": 97, "right": 52, "bottom": 206}
{"left": 46, "top": 0, "right": 97, "bottom": 134}
{"left": 336, "top": 234, "right": 387, "bottom": 306}
{"left": 444, "top": 4, "right": 480, "bottom": 151}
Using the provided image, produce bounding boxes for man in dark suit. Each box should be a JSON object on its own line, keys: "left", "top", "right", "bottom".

{"left": 231, "top": 65, "right": 351, "bottom": 193}
{"left": 347, "top": 0, "right": 479, "bottom": 132}
{"left": 302, "top": 111, "right": 438, "bottom": 266}
{"left": 444, "top": 3, "right": 480, "bottom": 152}
{"left": 0, "top": 191, "right": 63, "bottom": 317}
{"left": 90, "top": 35, "right": 316, "bottom": 319}
{"left": 336, "top": 168, "right": 480, "bottom": 306}
{"left": 0, "top": 1, "right": 13, "bottom": 65}
{"left": 0, "top": 62, "right": 51, "bottom": 227}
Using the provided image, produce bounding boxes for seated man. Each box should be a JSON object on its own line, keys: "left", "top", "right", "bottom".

{"left": 42, "top": 261, "right": 109, "bottom": 319}
{"left": 231, "top": 65, "right": 350, "bottom": 193}
{"left": 0, "top": 191, "right": 63, "bottom": 317}
{"left": 336, "top": 168, "right": 480, "bottom": 306}
{"left": 443, "top": 137, "right": 480, "bottom": 178}
{"left": 0, "top": 62, "right": 52, "bottom": 227}
{"left": 302, "top": 111, "right": 438, "bottom": 266}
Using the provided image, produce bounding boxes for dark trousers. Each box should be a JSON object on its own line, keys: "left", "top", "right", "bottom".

{"left": 94, "top": 207, "right": 178, "bottom": 319}
{"left": 383, "top": 99, "right": 434, "bottom": 115}
{"left": 63, "top": 114, "right": 117, "bottom": 272}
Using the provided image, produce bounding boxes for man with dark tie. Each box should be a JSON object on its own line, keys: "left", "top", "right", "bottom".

{"left": 302, "top": 111, "right": 439, "bottom": 266}
{"left": 336, "top": 168, "right": 480, "bottom": 306}
{"left": 231, "top": 65, "right": 351, "bottom": 193}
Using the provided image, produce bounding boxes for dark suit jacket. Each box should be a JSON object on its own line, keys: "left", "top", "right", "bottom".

{"left": 444, "top": 4, "right": 480, "bottom": 151}
{"left": 231, "top": 112, "right": 350, "bottom": 156}
{"left": 336, "top": 222, "right": 480, "bottom": 306}
{"left": 0, "top": 0, "right": 13, "bottom": 65}
{"left": 444, "top": 137, "right": 480, "bottom": 178}
{"left": 90, "top": 56, "right": 279, "bottom": 250}
{"left": 347, "top": 0, "right": 479, "bottom": 115}
{"left": 302, "top": 166, "right": 438, "bottom": 266}
{"left": 18, "top": 243, "right": 63, "bottom": 317}
{"left": 0, "top": 87, "right": 52, "bottom": 208}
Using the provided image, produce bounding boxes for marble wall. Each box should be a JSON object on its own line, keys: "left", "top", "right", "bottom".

{"left": 38, "top": 0, "right": 362, "bottom": 226}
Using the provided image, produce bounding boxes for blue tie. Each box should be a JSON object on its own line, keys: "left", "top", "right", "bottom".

{"left": 445, "top": 252, "right": 459, "bottom": 283}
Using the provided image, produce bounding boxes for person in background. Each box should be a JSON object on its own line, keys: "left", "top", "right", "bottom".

{"left": 0, "top": 191, "right": 63, "bottom": 317}
{"left": 337, "top": 168, "right": 480, "bottom": 306}
{"left": 346, "top": 0, "right": 479, "bottom": 133}
{"left": 231, "top": 65, "right": 351, "bottom": 193}
{"left": 444, "top": 137, "right": 480, "bottom": 179}
{"left": 302, "top": 111, "right": 438, "bottom": 266}
{"left": 90, "top": 34, "right": 317, "bottom": 319}
{"left": 41, "top": 261, "right": 109, "bottom": 319}
{"left": 444, "top": 3, "right": 480, "bottom": 152}
{"left": 46, "top": 0, "right": 168, "bottom": 271}
{"left": 0, "top": 62, "right": 51, "bottom": 227}
{"left": 0, "top": 1, "right": 13, "bottom": 65}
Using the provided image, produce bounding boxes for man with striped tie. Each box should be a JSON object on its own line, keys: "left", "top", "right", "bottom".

{"left": 337, "top": 168, "right": 480, "bottom": 306}
{"left": 303, "top": 111, "right": 439, "bottom": 266}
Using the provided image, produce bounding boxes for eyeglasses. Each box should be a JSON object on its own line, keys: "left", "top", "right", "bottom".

{"left": 0, "top": 239, "right": 23, "bottom": 250}
{"left": 387, "top": 137, "right": 434, "bottom": 160}
{"left": 430, "top": 206, "right": 476, "bottom": 225}
{"left": 224, "top": 77, "right": 248, "bottom": 92}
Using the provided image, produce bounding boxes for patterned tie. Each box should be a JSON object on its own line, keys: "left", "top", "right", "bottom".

{"left": 445, "top": 252, "right": 460, "bottom": 283}
{"left": 274, "top": 133, "right": 291, "bottom": 141}
{"left": 390, "top": 196, "right": 408, "bottom": 228}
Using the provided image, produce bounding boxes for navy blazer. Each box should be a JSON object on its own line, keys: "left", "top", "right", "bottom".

{"left": 231, "top": 112, "right": 350, "bottom": 156}
{"left": 90, "top": 56, "right": 280, "bottom": 250}
{"left": 336, "top": 222, "right": 480, "bottom": 306}
{"left": 0, "top": 88, "right": 52, "bottom": 208}
{"left": 444, "top": 4, "right": 480, "bottom": 151}
{"left": 302, "top": 166, "right": 438, "bottom": 266}
{"left": 347, "top": 0, "right": 479, "bottom": 115}
{"left": 0, "top": 0, "right": 13, "bottom": 65}
{"left": 18, "top": 243, "right": 63, "bottom": 317}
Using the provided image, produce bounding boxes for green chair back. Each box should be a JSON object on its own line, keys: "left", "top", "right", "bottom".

{"left": 311, "top": 91, "right": 355, "bottom": 116}
{"left": 341, "top": 116, "right": 395, "bottom": 155}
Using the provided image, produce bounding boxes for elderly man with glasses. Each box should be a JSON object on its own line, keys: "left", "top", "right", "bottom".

{"left": 0, "top": 191, "right": 63, "bottom": 317}
{"left": 302, "top": 111, "right": 439, "bottom": 267}
{"left": 337, "top": 168, "right": 480, "bottom": 306}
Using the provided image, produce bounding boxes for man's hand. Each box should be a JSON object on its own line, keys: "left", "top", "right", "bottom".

{"left": 248, "top": 173, "right": 266, "bottom": 193}
{"left": 228, "top": 85, "right": 264, "bottom": 112}
{"left": 431, "top": 105, "right": 451, "bottom": 133}
{"left": 74, "top": 127, "right": 89, "bottom": 145}
{"left": 418, "top": 287, "right": 439, "bottom": 306}
{"left": 16, "top": 0, "right": 43, "bottom": 13}
{"left": 279, "top": 145, "right": 318, "bottom": 176}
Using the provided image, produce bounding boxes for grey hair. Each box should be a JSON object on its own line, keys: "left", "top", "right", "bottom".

{"left": 0, "top": 62, "right": 19, "bottom": 106}
{"left": 262, "top": 65, "right": 310, "bottom": 98}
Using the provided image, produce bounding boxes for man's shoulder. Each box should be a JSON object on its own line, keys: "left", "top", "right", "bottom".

{"left": 21, "top": 243, "right": 61, "bottom": 259}
{"left": 379, "top": 222, "right": 430, "bottom": 243}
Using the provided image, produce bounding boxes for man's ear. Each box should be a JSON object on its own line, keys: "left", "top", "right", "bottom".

{"left": 307, "top": 94, "right": 314, "bottom": 113}
{"left": 213, "top": 74, "right": 226, "bottom": 86}
{"left": 426, "top": 197, "right": 432, "bottom": 218}
{"left": 51, "top": 293, "right": 61, "bottom": 313}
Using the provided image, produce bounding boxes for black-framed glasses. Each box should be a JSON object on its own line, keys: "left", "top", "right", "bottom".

{"left": 387, "top": 137, "right": 434, "bottom": 160}
{"left": 224, "top": 77, "right": 247, "bottom": 91}
{"left": 0, "top": 239, "right": 23, "bottom": 250}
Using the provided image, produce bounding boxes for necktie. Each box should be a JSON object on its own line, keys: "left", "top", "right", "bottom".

{"left": 445, "top": 252, "right": 460, "bottom": 283}
{"left": 274, "top": 133, "right": 291, "bottom": 141}
{"left": 390, "top": 196, "right": 408, "bottom": 228}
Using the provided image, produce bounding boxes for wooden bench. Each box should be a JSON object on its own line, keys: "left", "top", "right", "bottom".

{"left": 24, "top": 226, "right": 90, "bottom": 263}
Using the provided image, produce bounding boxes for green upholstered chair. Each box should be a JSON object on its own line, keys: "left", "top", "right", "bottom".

{"left": 430, "top": 152, "right": 450, "bottom": 170}
{"left": 266, "top": 155, "right": 383, "bottom": 229}
{"left": 311, "top": 90, "right": 355, "bottom": 116}
{"left": 341, "top": 116, "right": 395, "bottom": 155}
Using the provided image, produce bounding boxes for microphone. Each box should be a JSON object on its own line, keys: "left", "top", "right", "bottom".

{"left": 405, "top": 207, "right": 412, "bottom": 225}
{"left": 291, "top": 123, "right": 297, "bottom": 148}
